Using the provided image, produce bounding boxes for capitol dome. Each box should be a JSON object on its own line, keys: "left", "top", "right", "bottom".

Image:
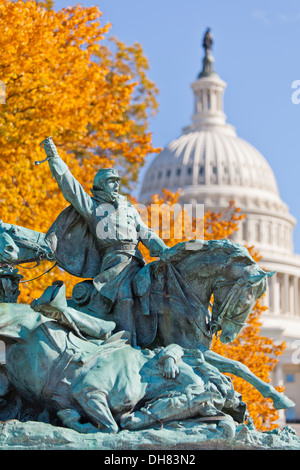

{"left": 139, "top": 29, "right": 295, "bottom": 258}
{"left": 140, "top": 29, "right": 300, "bottom": 425}
{"left": 140, "top": 130, "right": 280, "bottom": 200}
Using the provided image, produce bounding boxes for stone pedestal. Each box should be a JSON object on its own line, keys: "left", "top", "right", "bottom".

{"left": 0, "top": 420, "right": 299, "bottom": 451}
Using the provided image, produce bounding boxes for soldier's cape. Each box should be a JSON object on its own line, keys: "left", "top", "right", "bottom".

{"left": 45, "top": 200, "right": 158, "bottom": 348}
{"left": 45, "top": 204, "right": 101, "bottom": 279}
{"left": 45, "top": 191, "right": 140, "bottom": 279}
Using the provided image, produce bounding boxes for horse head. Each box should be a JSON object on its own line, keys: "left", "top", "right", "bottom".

{"left": 0, "top": 221, "right": 54, "bottom": 269}
{"left": 211, "top": 252, "right": 274, "bottom": 344}
{"left": 156, "top": 239, "right": 273, "bottom": 348}
{"left": 0, "top": 223, "right": 19, "bottom": 264}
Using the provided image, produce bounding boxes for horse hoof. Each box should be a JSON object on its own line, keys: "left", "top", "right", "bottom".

{"left": 120, "top": 412, "right": 143, "bottom": 430}
{"left": 217, "top": 417, "right": 236, "bottom": 439}
{"left": 273, "top": 394, "right": 295, "bottom": 410}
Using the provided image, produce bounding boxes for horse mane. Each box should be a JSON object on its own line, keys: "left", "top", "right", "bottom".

{"left": 194, "top": 239, "right": 255, "bottom": 262}
{"left": 164, "top": 239, "right": 256, "bottom": 268}
{"left": 169, "top": 238, "right": 271, "bottom": 295}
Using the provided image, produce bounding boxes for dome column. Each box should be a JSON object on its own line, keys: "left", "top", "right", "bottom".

{"left": 294, "top": 276, "right": 299, "bottom": 316}
{"left": 284, "top": 273, "right": 290, "bottom": 315}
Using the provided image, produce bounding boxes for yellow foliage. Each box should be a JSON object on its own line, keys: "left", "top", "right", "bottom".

{"left": 0, "top": 0, "right": 159, "bottom": 301}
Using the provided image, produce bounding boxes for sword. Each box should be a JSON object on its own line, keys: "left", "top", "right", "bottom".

{"left": 35, "top": 136, "right": 55, "bottom": 165}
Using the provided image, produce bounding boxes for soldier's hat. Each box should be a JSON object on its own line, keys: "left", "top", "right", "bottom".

{"left": 93, "top": 169, "right": 121, "bottom": 189}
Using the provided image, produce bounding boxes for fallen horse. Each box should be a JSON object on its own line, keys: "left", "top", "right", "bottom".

{"left": 0, "top": 295, "right": 246, "bottom": 437}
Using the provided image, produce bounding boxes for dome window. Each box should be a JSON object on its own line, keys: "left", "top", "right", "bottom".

{"left": 176, "top": 168, "right": 181, "bottom": 176}
{"left": 207, "top": 91, "right": 211, "bottom": 110}
{"left": 187, "top": 167, "right": 193, "bottom": 175}
{"left": 166, "top": 169, "right": 171, "bottom": 178}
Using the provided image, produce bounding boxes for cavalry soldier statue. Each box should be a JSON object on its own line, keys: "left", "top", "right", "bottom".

{"left": 40, "top": 137, "right": 170, "bottom": 346}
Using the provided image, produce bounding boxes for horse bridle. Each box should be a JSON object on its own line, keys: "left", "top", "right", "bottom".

{"left": 209, "top": 272, "right": 251, "bottom": 336}
{"left": 161, "top": 262, "right": 251, "bottom": 341}
{"left": 0, "top": 235, "right": 56, "bottom": 283}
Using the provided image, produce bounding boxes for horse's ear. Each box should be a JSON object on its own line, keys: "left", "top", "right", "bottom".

{"left": 251, "top": 270, "right": 275, "bottom": 283}
{"left": 250, "top": 272, "right": 267, "bottom": 285}
{"left": 266, "top": 271, "right": 276, "bottom": 278}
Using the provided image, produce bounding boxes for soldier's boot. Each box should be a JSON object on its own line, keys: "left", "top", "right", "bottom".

{"left": 31, "top": 281, "right": 115, "bottom": 339}
{"left": 133, "top": 264, "right": 151, "bottom": 316}
{"left": 113, "top": 298, "right": 137, "bottom": 346}
{"left": 57, "top": 408, "right": 99, "bottom": 434}
{"left": 137, "top": 292, "right": 150, "bottom": 316}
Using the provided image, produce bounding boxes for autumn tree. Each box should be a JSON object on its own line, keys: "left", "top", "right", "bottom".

{"left": 138, "top": 190, "right": 285, "bottom": 430}
{"left": 0, "top": 0, "right": 159, "bottom": 301}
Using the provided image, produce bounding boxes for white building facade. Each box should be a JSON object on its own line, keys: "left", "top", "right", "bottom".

{"left": 139, "top": 32, "right": 300, "bottom": 423}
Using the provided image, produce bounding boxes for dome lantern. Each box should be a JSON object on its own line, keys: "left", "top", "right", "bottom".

{"left": 184, "top": 28, "right": 235, "bottom": 136}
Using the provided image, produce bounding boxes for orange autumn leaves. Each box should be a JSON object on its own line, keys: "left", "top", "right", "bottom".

{"left": 0, "top": 0, "right": 160, "bottom": 300}
{"left": 137, "top": 190, "right": 245, "bottom": 262}
{"left": 0, "top": 0, "right": 159, "bottom": 232}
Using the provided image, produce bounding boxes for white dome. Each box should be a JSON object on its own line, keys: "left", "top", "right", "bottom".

{"left": 139, "top": 42, "right": 295, "bottom": 257}
{"left": 140, "top": 130, "right": 279, "bottom": 201}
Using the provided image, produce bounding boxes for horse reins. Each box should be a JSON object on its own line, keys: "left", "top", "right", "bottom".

{"left": 19, "top": 262, "right": 58, "bottom": 283}
{"left": 0, "top": 235, "right": 56, "bottom": 283}
{"left": 209, "top": 272, "right": 250, "bottom": 335}
{"left": 161, "top": 261, "right": 250, "bottom": 340}
{"left": 161, "top": 261, "right": 212, "bottom": 340}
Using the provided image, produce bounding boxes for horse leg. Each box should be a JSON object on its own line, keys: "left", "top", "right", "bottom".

{"left": 57, "top": 408, "right": 99, "bottom": 433}
{"left": 72, "top": 389, "right": 119, "bottom": 433}
{"left": 202, "top": 348, "right": 295, "bottom": 410}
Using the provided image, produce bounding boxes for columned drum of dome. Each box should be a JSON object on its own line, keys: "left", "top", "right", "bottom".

{"left": 139, "top": 29, "right": 300, "bottom": 425}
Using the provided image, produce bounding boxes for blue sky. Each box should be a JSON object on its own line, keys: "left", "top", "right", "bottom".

{"left": 54, "top": 0, "right": 300, "bottom": 252}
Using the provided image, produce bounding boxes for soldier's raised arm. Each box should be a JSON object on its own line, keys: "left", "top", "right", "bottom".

{"left": 38, "top": 137, "right": 94, "bottom": 222}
